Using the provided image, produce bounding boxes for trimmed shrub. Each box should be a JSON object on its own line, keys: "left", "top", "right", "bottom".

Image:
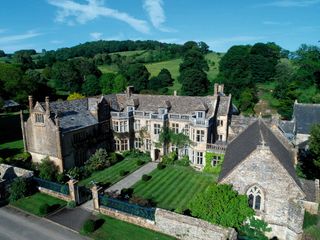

{"left": 176, "top": 155, "right": 190, "bottom": 166}
{"left": 157, "top": 162, "right": 166, "bottom": 170}
{"left": 129, "top": 196, "right": 154, "bottom": 207}
{"left": 67, "top": 201, "right": 76, "bottom": 209}
{"left": 82, "top": 219, "right": 95, "bottom": 234}
{"left": 119, "top": 170, "right": 128, "bottom": 176}
{"left": 38, "top": 157, "right": 59, "bottom": 181}
{"left": 120, "top": 188, "right": 133, "bottom": 198}
{"left": 9, "top": 178, "right": 30, "bottom": 202}
{"left": 39, "top": 203, "right": 50, "bottom": 215}
{"left": 136, "top": 159, "right": 145, "bottom": 166}
{"left": 142, "top": 174, "right": 151, "bottom": 181}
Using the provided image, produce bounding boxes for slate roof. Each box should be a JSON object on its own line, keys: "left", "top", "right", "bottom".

{"left": 300, "top": 179, "right": 317, "bottom": 202}
{"left": 3, "top": 100, "right": 20, "bottom": 108}
{"left": 278, "top": 120, "right": 295, "bottom": 141}
{"left": 41, "top": 99, "right": 98, "bottom": 133}
{"left": 218, "top": 119, "right": 302, "bottom": 189}
{"left": 217, "top": 96, "right": 231, "bottom": 116}
{"left": 111, "top": 93, "right": 220, "bottom": 117}
{"left": 293, "top": 102, "right": 320, "bottom": 134}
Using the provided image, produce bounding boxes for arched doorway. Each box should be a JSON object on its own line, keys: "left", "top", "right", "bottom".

{"left": 154, "top": 149, "right": 160, "bottom": 161}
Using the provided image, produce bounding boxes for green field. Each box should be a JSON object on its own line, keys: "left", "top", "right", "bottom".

{"left": 85, "top": 214, "right": 174, "bottom": 240}
{"left": 11, "top": 192, "right": 67, "bottom": 216}
{"left": 79, "top": 157, "right": 150, "bottom": 187}
{"left": 303, "top": 212, "right": 320, "bottom": 240}
{"left": 98, "top": 64, "right": 119, "bottom": 74}
{"left": 133, "top": 165, "right": 217, "bottom": 212}
{"left": 0, "top": 112, "right": 25, "bottom": 158}
{"left": 205, "top": 52, "right": 222, "bottom": 82}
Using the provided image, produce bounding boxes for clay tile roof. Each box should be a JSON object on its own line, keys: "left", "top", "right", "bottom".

{"left": 219, "top": 119, "right": 302, "bottom": 189}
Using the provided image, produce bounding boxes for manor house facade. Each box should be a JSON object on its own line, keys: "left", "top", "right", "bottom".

{"left": 21, "top": 84, "right": 232, "bottom": 172}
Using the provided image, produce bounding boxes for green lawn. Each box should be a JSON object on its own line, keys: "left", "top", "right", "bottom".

{"left": 133, "top": 165, "right": 217, "bottom": 212}
{"left": 85, "top": 214, "right": 175, "bottom": 240}
{"left": 205, "top": 52, "right": 222, "bottom": 82}
{"left": 303, "top": 212, "right": 320, "bottom": 240}
{"left": 79, "top": 157, "right": 150, "bottom": 187}
{"left": 11, "top": 192, "right": 67, "bottom": 216}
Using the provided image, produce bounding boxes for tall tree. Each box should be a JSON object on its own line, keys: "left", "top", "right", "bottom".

{"left": 82, "top": 74, "right": 100, "bottom": 96}
{"left": 179, "top": 42, "right": 209, "bottom": 96}
{"left": 120, "top": 63, "right": 150, "bottom": 92}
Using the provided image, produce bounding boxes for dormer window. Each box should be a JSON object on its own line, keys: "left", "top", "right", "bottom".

{"left": 196, "top": 111, "right": 204, "bottom": 119}
{"left": 127, "top": 106, "right": 134, "bottom": 112}
{"left": 35, "top": 113, "right": 44, "bottom": 123}
{"left": 158, "top": 108, "right": 167, "bottom": 115}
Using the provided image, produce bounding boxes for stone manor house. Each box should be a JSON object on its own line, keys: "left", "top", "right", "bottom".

{"left": 20, "top": 84, "right": 319, "bottom": 240}
{"left": 21, "top": 84, "right": 231, "bottom": 172}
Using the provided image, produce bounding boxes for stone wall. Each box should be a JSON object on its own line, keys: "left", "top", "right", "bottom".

{"left": 0, "top": 164, "right": 33, "bottom": 181}
{"left": 155, "top": 208, "right": 237, "bottom": 240}
{"left": 38, "top": 187, "right": 72, "bottom": 202}
{"left": 99, "top": 206, "right": 157, "bottom": 231}
{"left": 302, "top": 201, "right": 319, "bottom": 215}
{"left": 98, "top": 205, "right": 236, "bottom": 240}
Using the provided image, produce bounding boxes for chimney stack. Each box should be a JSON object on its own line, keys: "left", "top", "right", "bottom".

{"left": 28, "top": 96, "right": 33, "bottom": 113}
{"left": 126, "top": 86, "right": 134, "bottom": 98}
{"left": 218, "top": 84, "right": 224, "bottom": 94}
{"left": 173, "top": 90, "right": 177, "bottom": 96}
{"left": 214, "top": 83, "right": 219, "bottom": 95}
{"left": 45, "top": 96, "right": 50, "bottom": 115}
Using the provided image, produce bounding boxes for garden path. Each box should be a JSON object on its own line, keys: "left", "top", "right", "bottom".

{"left": 106, "top": 162, "right": 157, "bottom": 194}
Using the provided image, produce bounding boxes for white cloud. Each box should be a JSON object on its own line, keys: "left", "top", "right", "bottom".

{"left": 0, "top": 31, "right": 42, "bottom": 44}
{"left": 260, "top": 0, "right": 320, "bottom": 7}
{"left": 50, "top": 40, "right": 63, "bottom": 44}
{"left": 48, "top": 0, "right": 150, "bottom": 33}
{"left": 262, "top": 21, "right": 292, "bottom": 26}
{"left": 90, "top": 32, "right": 103, "bottom": 40}
{"left": 143, "top": 0, "right": 175, "bottom": 32}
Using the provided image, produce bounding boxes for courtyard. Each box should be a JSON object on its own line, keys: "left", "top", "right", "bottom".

{"left": 132, "top": 165, "right": 218, "bottom": 212}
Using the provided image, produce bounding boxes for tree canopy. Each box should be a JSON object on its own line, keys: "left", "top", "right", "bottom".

{"left": 188, "top": 184, "right": 254, "bottom": 228}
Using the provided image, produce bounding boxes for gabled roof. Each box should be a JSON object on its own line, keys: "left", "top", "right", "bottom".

{"left": 218, "top": 119, "right": 302, "bottom": 189}
{"left": 111, "top": 93, "right": 218, "bottom": 117}
{"left": 40, "top": 98, "right": 98, "bottom": 133}
{"left": 293, "top": 102, "right": 320, "bottom": 134}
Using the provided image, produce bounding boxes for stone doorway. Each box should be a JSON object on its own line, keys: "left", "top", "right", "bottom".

{"left": 154, "top": 149, "right": 160, "bottom": 161}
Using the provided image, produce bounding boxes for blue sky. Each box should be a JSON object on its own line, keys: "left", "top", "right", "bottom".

{"left": 0, "top": 0, "right": 319, "bottom": 53}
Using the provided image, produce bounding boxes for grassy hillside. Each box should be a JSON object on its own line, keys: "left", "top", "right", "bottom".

{"left": 98, "top": 51, "right": 222, "bottom": 94}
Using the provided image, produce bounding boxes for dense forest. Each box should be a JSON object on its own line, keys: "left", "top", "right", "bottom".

{"left": 0, "top": 39, "right": 319, "bottom": 119}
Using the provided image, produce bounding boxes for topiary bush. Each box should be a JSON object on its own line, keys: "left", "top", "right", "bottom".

{"left": 136, "top": 159, "right": 145, "bottom": 166}
{"left": 120, "top": 188, "right": 133, "bottom": 199}
{"left": 82, "top": 219, "right": 95, "bottom": 234}
{"left": 141, "top": 174, "right": 151, "bottom": 181}
{"left": 157, "top": 162, "right": 166, "bottom": 170}
{"left": 119, "top": 170, "right": 128, "bottom": 176}
{"left": 39, "top": 203, "right": 50, "bottom": 215}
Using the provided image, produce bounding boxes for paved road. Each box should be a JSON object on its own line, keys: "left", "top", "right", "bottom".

{"left": 0, "top": 206, "right": 87, "bottom": 240}
{"left": 106, "top": 162, "right": 157, "bottom": 194}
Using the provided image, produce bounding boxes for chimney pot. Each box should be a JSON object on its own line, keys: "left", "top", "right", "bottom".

{"left": 173, "top": 90, "right": 177, "bottom": 96}
{"left": 28, "top": 96, "right": 33, "bottom": 113}
{"left": 126, "top": 86, "right": 134, "bottom": 97}
{"left": 45, "top": 96, "right": 50, "bottom": 115}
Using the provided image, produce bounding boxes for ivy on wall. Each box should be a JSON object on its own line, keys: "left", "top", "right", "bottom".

{"left": 204, "top": 152, "right": 224, "bottom": 174}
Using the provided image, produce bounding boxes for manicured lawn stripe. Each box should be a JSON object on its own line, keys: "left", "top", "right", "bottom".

{"left": 135, "top": 168, "right": 180, "bottom": 198}
{"left": 133, "top": 165, "right": 217, "bottom": 211}
{"left": 155, "top": 171, "right": 190, "bottom": 205}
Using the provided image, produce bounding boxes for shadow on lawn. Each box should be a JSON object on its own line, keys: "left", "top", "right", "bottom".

{"left": 0, "top": 148, "right": 22, "bottom": 159}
